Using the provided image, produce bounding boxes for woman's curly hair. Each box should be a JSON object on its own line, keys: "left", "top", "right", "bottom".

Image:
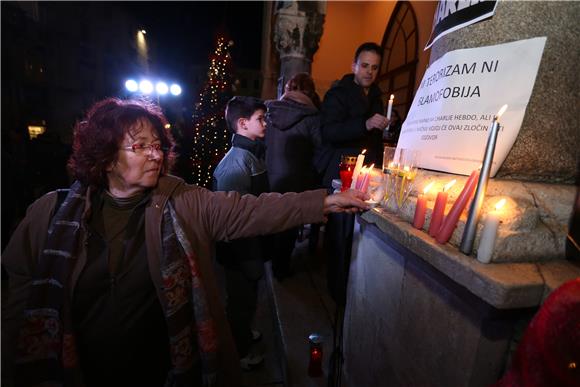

{"left": 68, "top": 98, "right": 176, "bottom": 188}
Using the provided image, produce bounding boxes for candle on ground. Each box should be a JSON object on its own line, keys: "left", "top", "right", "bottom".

{"left": 428, "top": 179, "right": 456, "bottom": 237}
{"left": 477, "top": 199, "right": 506, "bottom": 264}
{"left": 413, "top": 182, "right": 435, "bottom": 229}
{"left": 436, "top": 170, "right": 479, "bottom": 244}
{"left": 350, "top": 149, "right": 367, "bottom": 190}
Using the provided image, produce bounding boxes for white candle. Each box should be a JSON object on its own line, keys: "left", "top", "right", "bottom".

{"left": 350, "top": 149, "right": 367, "bottom": 190}
{"left": 386, "top": 94, "right": 394, "bottom": 120}
{"left": 477, "top": 199, "right": 506, "bottom": 264}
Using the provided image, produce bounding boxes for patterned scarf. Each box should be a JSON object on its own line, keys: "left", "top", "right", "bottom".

{"left": 15, "top": 181, "right": 218, "bottom": 387}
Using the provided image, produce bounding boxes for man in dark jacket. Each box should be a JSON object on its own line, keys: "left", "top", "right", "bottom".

{"left": 319, "top": 42, "right": 390, "bottom": 305}
{"left": 320, "top": 42, "right": 389, "bottom": 188}
{"left": 213, "top": 96, "right": 268, "bottom": 370}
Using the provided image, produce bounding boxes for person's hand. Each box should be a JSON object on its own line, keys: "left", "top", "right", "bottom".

{"left": 323, "top": 189, "right": 371, "bottom": 215}
{"left": 365, "top": 114, "right": 390, "bottom": 131}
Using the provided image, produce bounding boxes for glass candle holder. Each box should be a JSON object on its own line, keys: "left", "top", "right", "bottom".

{"left": 394, "top": 149, "right": 420, "bottom": 211}
{"left": 339, "top": 156, "right": 357, "bottom": 192}
{"left": 308, "top": 333, "right": 323, "bottom": 377}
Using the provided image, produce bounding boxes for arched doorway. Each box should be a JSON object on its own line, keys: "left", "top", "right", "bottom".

{"left": 377, "top": 1, "right": 418, "bottom": 120}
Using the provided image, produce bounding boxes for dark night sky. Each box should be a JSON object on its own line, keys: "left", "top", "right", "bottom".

{"left": 120, "top": 1, "right": 264, "bottom": 78}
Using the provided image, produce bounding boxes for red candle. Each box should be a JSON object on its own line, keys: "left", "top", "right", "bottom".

{"left": 339, "top": 167, "right": 353, "bottom": 192}
{"left": 428, "top": 179, "right": 456, "bottom": 237}
{"left": 413, "top": 182, "right": 434, "bottom": 229}
{"left": 308, "top": 334, "right": 323, "bottom": 377}
{"left": 436, "top": 170, "right": 479, "bottom": 244}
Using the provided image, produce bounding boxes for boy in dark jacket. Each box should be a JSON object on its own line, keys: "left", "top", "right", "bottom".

{"left": 213, "top": 96, "right": 268, "bottom": 370}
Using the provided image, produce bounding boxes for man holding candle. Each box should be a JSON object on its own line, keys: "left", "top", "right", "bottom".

{"left": 319, "top": 42, "right": 389, "bottom": 304}
{"left": 319, "top": 42, "right": 390, "bottom": 188}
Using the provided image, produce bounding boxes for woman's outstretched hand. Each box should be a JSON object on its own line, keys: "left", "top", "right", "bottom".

{"left": 323, "top": 189, "right": 371, "bottom": 215}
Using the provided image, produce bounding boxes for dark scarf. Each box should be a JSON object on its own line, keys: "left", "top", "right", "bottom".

{"left": 15, "top": 181, "right": 217, "bottom": 387}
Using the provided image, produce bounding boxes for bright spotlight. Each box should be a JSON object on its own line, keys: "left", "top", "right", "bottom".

{"left": 125, "top": 79, "right": 138, "bottom": 92}
{"left": 139, "top": 80, "right": 153, "bottom": 94}
{"left": 156, "top": 82, "right": 169, "bottom": 95}
{"left": 170, "top": 84, "right": 182, "bottom": 96}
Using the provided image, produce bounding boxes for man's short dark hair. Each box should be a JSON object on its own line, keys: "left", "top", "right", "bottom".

{"left": 225, "top": 96, "right": 266, "bottom": 134}
{"left": 354, "top": 42, "right": 383, "bottom": 63}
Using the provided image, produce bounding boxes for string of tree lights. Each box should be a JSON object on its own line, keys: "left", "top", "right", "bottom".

{"left": 191, "top": 36, "right": 235, "bottom": 188}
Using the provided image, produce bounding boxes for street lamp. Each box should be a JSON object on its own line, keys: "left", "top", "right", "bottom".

{"left": 124, "top": 78, "right": 182, "bottom": 104}
{"left": 156, "top": 82, "right": 169, "bottom": 95}
{"left": 125, "top": 79, "right": 138, "bottom": 92}
{"left": 169, "top": 84, "right": 182, "bottom": 96}
{"left": 139, "top": 80, "right": 154, "bottom": 94}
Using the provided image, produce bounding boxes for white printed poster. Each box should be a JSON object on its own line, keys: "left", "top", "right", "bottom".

{"left": 397, "top": 37, "right": 546, "bottom": 176}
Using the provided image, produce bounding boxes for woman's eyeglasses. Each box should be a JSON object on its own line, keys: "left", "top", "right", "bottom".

{"left": 121, "top": 143, "right": 167, "bottom": 156}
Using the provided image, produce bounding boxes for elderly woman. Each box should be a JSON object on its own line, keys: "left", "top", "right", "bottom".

{"left": 1, "top": 98, "right": 368, "bottom": 387}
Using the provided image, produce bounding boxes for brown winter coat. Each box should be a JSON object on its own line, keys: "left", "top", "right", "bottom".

{"left": 2, "top": 174, "right": 326, "bottom": 387}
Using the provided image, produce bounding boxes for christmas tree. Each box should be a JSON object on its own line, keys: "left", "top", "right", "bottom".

{"left": 191, "top": 36, "right": 234, "bottom": 188}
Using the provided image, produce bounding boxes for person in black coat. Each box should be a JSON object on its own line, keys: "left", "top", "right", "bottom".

{"left": 265, "top": 73, "right": 324, "bottom": 279}
{"left": 319, "top": 42, "right": 390, "bottom": 304}
{"left": 320, "top": 42, "right": 390, "bottom": 188}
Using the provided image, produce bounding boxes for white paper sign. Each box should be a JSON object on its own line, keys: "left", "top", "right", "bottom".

{"left": 397, "top": 37, "right": 546, "bottom": 176}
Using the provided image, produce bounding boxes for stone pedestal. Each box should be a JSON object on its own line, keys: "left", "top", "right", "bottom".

{"left": 430, "top": 1, "right": 580, "bottom": 183}
{"left": 273, "top": 1, "right": 325, "bottom": 97}
{"left": 341, "top": 211, "right": 580, "bottom": 387}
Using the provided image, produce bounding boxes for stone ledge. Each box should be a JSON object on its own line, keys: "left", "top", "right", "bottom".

{"left": 360, "top": 209, "right": 580, "bottom": 309}
{"left": 381, "top": 169, "right": 575, "bottom": 263}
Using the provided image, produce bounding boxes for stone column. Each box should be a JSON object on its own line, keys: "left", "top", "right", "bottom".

{"left": 430, "top": 1, "right": 580, "bottom": 184}
{"left": 273, "top": 1, "right": 326, "bottom": 97}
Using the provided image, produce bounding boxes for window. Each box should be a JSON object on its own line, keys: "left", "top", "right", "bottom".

{"left": 377, "top": 1, "right": 419, "bottom": 120}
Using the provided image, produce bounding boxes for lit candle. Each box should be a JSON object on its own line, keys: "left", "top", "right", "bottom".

{"left": 477, "top": 199, "right": 506, "bottom": 264}
{"left": 384, "top": 95, "right": 395, "bottom": 138}
{"left": 355, "top": 166, "right": 367, "bottom": 190}
{"left": 413, "top": 182, "right": 434, "bottom": 229}
{"left": 428, "top": 179, "right": 456, "bottom": 237}
{"left": 460, "top": 104, "right": 508, "bottom": 254}
{"left": 350, "top": 149, "right": 367, "bottom": 190}
{"left": 386, "top": 94, "right": 394, "bottom": 120}
{"left": 436, "top": 170, "right": 480, "bottom": 244}
{"left": 360, "top": 164, "right": 375, "bottom": 193}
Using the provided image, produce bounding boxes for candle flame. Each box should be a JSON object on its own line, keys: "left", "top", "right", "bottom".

{"left": 495, "top": 198, "right": 507, "bottom": 211}
{"left": 348, "top": 166, "right": 351, "bottom": 171}
{"left": 443, "top": 179, "right": 456, "bottom": 192}
{"left": 362, "top": 149, "right": 367, "bottom": 155}
{"left": 403, "top": 165, "right": 410, "bottom": 172}
{"left": 389, "top": 94, "right": 394, "bottom": 101}
{"left": 423, "top": 182, "right": 435, "bottom": 195}
{"left": 496, "top": 104, "right": 508, "bottom": 119}
{"left": 368, "top": 163, "right": 375, "bottom": 170}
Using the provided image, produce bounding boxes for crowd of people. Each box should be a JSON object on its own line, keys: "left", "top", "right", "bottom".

{"left": 2, "top": 42, "right": 392, "bottom": 386}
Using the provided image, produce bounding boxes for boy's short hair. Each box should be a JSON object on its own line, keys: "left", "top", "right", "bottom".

{"left": 225, "top": 96, "right": 266, "bottom": 134}
{"left": 354, "top": 42, "right": 383, "bottom": 63}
